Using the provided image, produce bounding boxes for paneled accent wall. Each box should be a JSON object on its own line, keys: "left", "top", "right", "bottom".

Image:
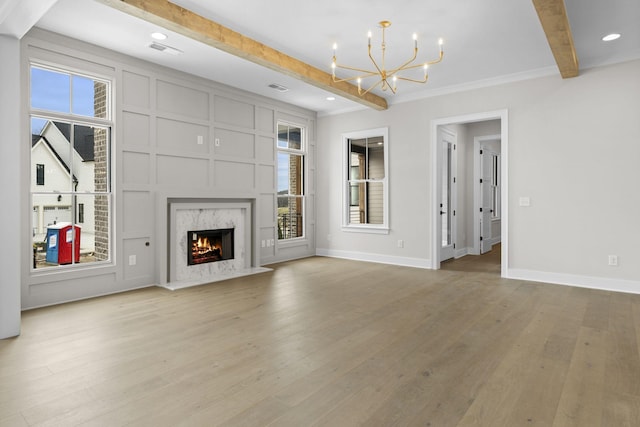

{"left": 22, "top": 29, "right": 316, "bottom": 309}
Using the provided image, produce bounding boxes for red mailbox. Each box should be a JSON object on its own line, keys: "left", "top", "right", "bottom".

{"left": 46, "top": 223, "right": 81, "bottom": 265}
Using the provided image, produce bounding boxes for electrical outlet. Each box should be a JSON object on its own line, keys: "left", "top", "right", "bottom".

{"left": 197, "top": 135, "right": 204, "bottom": 145}
{"left": 261, "top": 239, "right": 266, "bottom": 248}
{"left": 215, "top": 138, "right": 220, "bottom": 146}
{"left": 266, "top": 239, "right": 270, "bottom": 247}
{"left": 608, "top": 255, "right": 618, "bottom": 266}
{"left": 129, "top": 254, "right": 136, "bottom": 266}
{"left": 270, "top": 239, "right": 275, "bottom": 246}
{"left": 397, "top": 239, "right": 404, "bottom": 248}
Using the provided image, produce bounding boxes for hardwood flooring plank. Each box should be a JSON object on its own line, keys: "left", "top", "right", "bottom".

{"left": 0, "top": 256, "right": 636, "bottom": 426}
{"left": 552, "top": 326, "right": 607, "bottom": 427}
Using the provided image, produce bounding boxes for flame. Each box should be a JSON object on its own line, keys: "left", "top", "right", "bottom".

{"left": 191, "top": 236, "right": 221, "bottom": 257}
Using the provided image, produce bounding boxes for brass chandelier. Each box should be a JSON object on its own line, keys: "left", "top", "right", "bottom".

{"left": 331, "top": 20, "right": 444, "bottom": 96}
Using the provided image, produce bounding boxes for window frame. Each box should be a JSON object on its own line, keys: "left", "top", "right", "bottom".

{"left": 489, "top": 151, "right": 501, "bottom": 221}
{"left": 341, "top": 127, "right": 389, "bottom": 234}
{"left": 29, "top": 62, "right": 114, "bottom": 272}
{"left": 36, "top": 163, "right": 45, "bottom": 185}
{"left": 276, "top": 121, "right": 307, "bottom": 242}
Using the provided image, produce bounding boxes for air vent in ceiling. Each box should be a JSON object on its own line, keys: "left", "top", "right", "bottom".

{"left": 268, "top": 83, "right": 289, "bottom": 92}
{"left": 148, "top": 42, "right": 183, "bottom": 55}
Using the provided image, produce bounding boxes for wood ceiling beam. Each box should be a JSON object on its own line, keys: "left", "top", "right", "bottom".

{"left": 95, "top": 0, "right": 388, "bottom": 110}
{"left": 532, "top": 0, "right": 579, "bottom": 78}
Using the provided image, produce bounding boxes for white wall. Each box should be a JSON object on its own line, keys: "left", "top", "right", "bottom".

{"left": 19, "top": 29, "right": 316, "bottom": 309}
{"left": 0, "top": 35, "right": 22, "bottom": 338}
{"left": 317, "top": 59, "right": 640, "bottom": 292}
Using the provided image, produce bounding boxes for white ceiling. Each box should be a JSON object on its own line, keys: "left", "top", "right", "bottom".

{"left": 3, "top": 0, "right": 640, "bottom": 115}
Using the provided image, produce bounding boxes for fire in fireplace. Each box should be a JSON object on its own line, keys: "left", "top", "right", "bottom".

{"left": 187, "top": 228, "right": 234, "bottom": 265}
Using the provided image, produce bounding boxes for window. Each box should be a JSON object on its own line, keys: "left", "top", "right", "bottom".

{"left": 277, "top": 123, "right": 306, "bottom": 240}
{"left": 343, "top": 127, "right": 389, "bottom": 233}
{"left": 490, "top": 152, "right": 500, "bottom": 220}
{"left": 30, "top": 65, "right": 112, "bottom": 270}
{"left": 36, "top": 164, "right": 45, "bottom": 185}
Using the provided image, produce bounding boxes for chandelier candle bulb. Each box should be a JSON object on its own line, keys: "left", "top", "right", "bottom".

{"left": 413, "top": 33, "right": 418, "bottom": 49}
{"left": 368, "top": 31, "right": 372, "bottom": 46}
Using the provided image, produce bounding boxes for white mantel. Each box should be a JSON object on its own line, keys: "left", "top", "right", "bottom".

{"left": 155, "top": 194, "right": 269, "bottom": 290}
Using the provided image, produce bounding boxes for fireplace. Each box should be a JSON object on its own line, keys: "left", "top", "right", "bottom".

{"left": 187, "top": 228, "right": 234, "bottom": 266}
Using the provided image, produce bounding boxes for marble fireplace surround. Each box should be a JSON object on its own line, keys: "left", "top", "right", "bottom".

{"left": 156, "top": 195, "right": 270, "bottom": 290}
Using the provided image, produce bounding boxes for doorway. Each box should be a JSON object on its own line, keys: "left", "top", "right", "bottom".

{"left": 439, "top": 127, "right": 457, "bottom": 262}
{"left": 431, "top": 110, "right": 508, "bottom": 276}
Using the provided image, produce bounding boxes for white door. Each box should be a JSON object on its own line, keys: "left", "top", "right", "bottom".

{"left": 440, "top": 129, "right": 456, "bottom": 262}
{"left": 480, "top": 150, "right": 493, "bottom": 254}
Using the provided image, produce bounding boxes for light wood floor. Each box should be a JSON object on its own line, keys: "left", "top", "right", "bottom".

{"left": 2, "top": 256, "right": 640, "bottom": 426}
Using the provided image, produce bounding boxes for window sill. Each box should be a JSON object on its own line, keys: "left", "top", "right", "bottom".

{"left": 342, "top": 225, "right": 390, "bottom": 235}
{"left": 30, "top": 261, "right": 116, "bottom": 285}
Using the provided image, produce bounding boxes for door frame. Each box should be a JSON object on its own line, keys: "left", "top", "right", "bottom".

{"left": 473, "top": 134, "right": 501, "bottom": 255}
{"left": 430, "top": 109, "right": 509, "bottom": 276}
{"left": 439, "top": 127, "right": 457, "bottom": 262}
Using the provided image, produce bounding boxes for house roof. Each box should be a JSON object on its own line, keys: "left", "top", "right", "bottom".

{"left": 32, "top": 135, "right": 79, "bottom": 184}
{"left": 52, "top": 122, "right": 95, "bottom": 162}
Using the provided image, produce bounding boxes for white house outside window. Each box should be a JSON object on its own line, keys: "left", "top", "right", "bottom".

{"left": 30, "top": 65, "right": 112, "bottom": 270}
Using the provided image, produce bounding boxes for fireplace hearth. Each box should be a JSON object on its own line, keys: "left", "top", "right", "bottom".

{"left": 187, "top": 228, "right": 234, "bottom": 266}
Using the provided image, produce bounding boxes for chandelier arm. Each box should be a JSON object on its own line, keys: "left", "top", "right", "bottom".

{"left": 367, "top": 45, "right": 385, "bottom": 78}
{"left": 388, "top": 51, "right": 444, "bottom": 75}
{"left": 334, "top": 63, "right": 380, "bottom": 75}
{"left": 358, "top": 78, "right": 385, "bottom": 96}
{"left": 387, "top": 48, "right": 419, "bottom": 76}
{"left": 332, "top": 72, "right": 378, "bottom": 84}
{"left": 395, "top": 75, "right": 429, "bottom": 84}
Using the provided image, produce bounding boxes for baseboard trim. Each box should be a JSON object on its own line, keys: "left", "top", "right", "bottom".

{"left": 507, "top": 268, "right": 640, "bottom": 295}
{"left": 316, "top": 248, "right": 431, "bottom": 269}
{"left": 455, "top": 247, "right": 470, "bottom": 259}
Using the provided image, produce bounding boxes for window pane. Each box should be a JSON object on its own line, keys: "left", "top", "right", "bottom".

{"left": 349, "top": 137, "right": 385, "bottom": 180}
{"left": 368, "top": 139, "right": 385, "bottom": 179}
{"left": 32, "top": 194, "right": 110, "bottom": 269}
{"left": 277, "top": 196, "right": 303, "bottom": 239}
{"left": 72, "top": 124, "right": 109, "bottom": 192}
{"left": 31, "top": 118, "right": 72, "bottom": 192}
{"left": 72, "top": 75, "right": 109, "bottom": 119}
{"left": 367, "top": 182, "right": 384, "bottom": 224}
{"left": 277, "top": 124, "right": 302, "bottom": 150}
{"left": 349, "top": 184, "right": 364, "bottom": 224}
{"left": 277, "top": 152, "right": 303, "bottom": 196}
{"left": 31, "top": 67, "right": 70, "bottom": 113}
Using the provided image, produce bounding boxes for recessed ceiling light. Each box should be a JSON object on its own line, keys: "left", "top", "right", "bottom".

{"left": 602, "top": 33, "right": 621, "bottom": 41}
{"left": 326, "top": 96, "right": 335, "bottom": 101}
{"left": 151, "top": 32, "right": 168, "bottom": 41}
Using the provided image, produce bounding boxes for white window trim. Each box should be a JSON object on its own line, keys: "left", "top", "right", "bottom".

{"left": 29, "top": 62, "right": 114, "bottom": 274}
{"left": 341, "top": 127, "right": 389, "bottom": 234}
{"left": 276, "top": 121, "right": 307, "bottom": 243}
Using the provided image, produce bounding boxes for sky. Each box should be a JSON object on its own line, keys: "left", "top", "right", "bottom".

{"left": 31, "top": 67, "right": 97, "bottom": 134}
